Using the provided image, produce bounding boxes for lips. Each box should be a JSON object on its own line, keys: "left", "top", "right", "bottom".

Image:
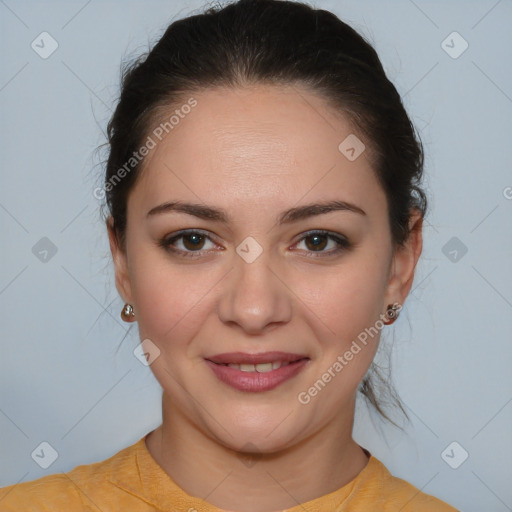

{"left": 204, "top": 351, "right": 310, "bottom": 392}
{"left": 205, "top": 351, "right": 309, "bottom": 365}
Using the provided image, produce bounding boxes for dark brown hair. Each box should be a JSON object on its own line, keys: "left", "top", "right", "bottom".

{"left": 102, "top": 0, "right": 427, "bottom": 427}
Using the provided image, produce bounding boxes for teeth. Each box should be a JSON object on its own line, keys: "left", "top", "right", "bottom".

{"left": 255, "top": 362, "right": 273, "bottom": 372}
{"left": 225, "top": 361, "right": 292, "bottom": 372}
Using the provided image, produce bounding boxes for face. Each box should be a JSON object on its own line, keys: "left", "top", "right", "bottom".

{"left": 109, "top": 84, "right": 422, "bottom": 453}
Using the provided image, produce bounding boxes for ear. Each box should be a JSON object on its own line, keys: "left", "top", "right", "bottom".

{"left": 107, "top": 217, "right": 133, "bottom": 304}
{"left": 384, "top": 209, "right": 423, "bottom": 307}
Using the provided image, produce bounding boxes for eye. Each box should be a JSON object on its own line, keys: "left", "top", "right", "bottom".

{"left": 159, "top": 229, "right": 351, "bottom": 259}
{"left": 159, "top": 230, "right": 220, "bottom": 258}
{"left": 293, "top": 230, "right": 351, "bottom": 257}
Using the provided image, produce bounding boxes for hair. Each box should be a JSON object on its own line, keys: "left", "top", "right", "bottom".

{"left": 101, "top": 0, "right": 427, "bottom": 427}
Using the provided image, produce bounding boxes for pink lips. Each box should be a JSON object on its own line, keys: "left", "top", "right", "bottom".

{"left": 204, "top": 351, "right": 310, "bottom": 392}
{"left": 206, "top": 351, "right": 308, "bottom": 365}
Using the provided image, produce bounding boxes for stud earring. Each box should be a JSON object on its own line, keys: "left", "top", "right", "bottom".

{"left": 383, "top": 302, "right": 401, "bottom": 325}
{"left": 121, "top": 303, "right": 136, "bottom": 322}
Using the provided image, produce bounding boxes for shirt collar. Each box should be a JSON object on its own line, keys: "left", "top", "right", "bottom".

{"left": 109, "top": 433, "right": 377, "bottom": 512}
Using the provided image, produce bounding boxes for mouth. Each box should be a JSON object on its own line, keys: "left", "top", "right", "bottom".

{"left": 210, "top": 358, "right": 309, "bottom": 372}
{"left": 204, "top": 351, "right": 310, "bottom": 392}
{"left": 205, "top": 351, "right": 309, "bottom": 368}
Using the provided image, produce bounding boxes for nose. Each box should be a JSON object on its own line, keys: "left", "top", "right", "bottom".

{"left": 217, "top": 247, "right": 293, "bottom": 335}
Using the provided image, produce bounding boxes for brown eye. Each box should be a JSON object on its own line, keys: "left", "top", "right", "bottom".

{"left": 304, "top": 233, "right": 328, "bottom": 251}
{"left": 159, "top": 230, "right": 219, "bottom": 258}
{"left": 294, "top": 230, "right": 351, "bottom": 257}
{"left": 182, "top": 233, "right": 206, "bottom": 251}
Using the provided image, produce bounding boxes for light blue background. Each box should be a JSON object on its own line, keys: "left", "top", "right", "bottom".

{"left": 1, "top": 1, "right": 511, "bottom": 510}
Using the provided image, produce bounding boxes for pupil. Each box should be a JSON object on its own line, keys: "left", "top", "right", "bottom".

{"left": 307, "top": 234, "right": 326, "bottom": 251}
{"left": 185, "top": 234, "right": 203, "bottom": 250}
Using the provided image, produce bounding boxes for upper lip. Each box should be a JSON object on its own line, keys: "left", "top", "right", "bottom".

{"left": 205, "top": 351, "right": 309, "bottom": 365}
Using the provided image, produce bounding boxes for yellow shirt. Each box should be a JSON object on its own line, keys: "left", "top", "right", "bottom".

{"left": 0, "top": 433, "right": 458, "bottom": 511}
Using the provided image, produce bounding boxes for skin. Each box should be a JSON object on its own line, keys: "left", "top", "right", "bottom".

{"left": 108, "top": 84, "right": 423, "bottom": 512}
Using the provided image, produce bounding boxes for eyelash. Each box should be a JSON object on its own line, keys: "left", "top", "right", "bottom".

{"left": 158, "top": 229, "right": 351, "bottom": 259}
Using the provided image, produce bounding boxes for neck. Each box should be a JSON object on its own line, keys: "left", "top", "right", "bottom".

{"left": 145, "top": 393, "right": 370, "bottom": 512}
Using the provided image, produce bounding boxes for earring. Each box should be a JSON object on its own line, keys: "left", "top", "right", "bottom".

{"left": 121, "top": 303, "right": 136, "bottom": 322}
{"left": 383, "top": 302, "right": 401, "bottom": 325}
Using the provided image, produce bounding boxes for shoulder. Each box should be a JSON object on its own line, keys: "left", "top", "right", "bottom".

{"left": 355, "top": 456, "right": 459, "bottom": 511}
{"left": 0, "top": 472, "right": 86, "bottom": 511}
{"left": 0, "top": 438, "right": 142, "bottom": 512}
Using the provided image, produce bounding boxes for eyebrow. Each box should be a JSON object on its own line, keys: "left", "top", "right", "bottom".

{"left": 146, "top": 199, "right": 366, "bottom": 224}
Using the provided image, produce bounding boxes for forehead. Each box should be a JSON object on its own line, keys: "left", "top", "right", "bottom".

{"left": 128, "top": 84, "right": 385, "bottom": 219}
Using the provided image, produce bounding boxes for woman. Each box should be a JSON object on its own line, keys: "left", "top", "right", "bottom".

{"left": 0, "top": 0, "right": 459, "bottom": 510}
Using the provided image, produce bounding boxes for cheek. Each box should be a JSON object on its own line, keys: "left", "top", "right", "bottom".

{"left": 299, "top": 256, "right": 389, "bottom": 340}
{"left": 128, "top": 249, "right": 213, "bottom": 347}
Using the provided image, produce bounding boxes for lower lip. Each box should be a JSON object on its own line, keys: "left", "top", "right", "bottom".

{"left": 205, "top": 359, "right": 309, "bottom": 392}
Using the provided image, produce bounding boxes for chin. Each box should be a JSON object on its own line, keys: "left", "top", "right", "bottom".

{"left": 210, "top": 417, "right": 306, "bottom": 455}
